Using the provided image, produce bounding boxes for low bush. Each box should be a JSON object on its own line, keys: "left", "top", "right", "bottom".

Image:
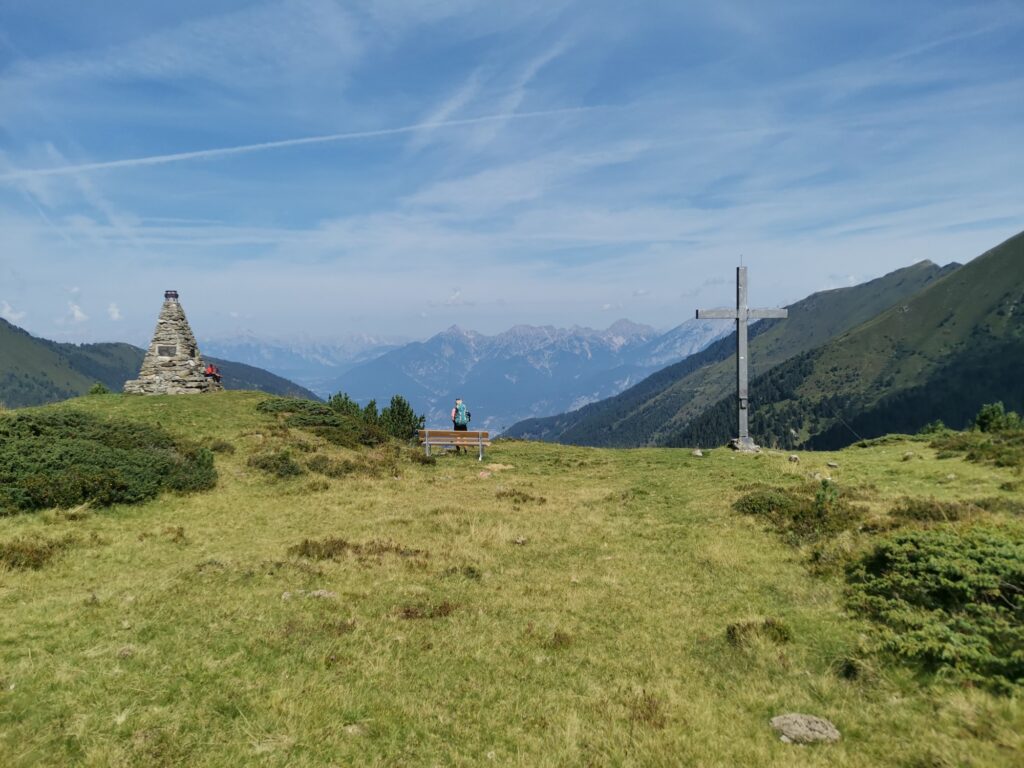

{"left": 289, "top": 537, "right": 426, "bottom": 560}
{"left": 890, "top": 497, "right": 979, "bottom": 523}
{"left": 257, "top": 397, "right": 389, "bottom": 448}
{"left": 0, "top": 411, "right": 216, "bottom": 514}
{"left": 398, "top": 600, "right": 455, "bottom": 620}
{"left": 205, "top": 438, "right": 235, "bottom": 454}
{"left": 930, "top": 430, "right": 1024, "bottom": 470}
{"left": 496, "top": 489, "right": 547, "bottom": 506}
{"left": 306, "top": 454, "right": 357, "bottom": 478}
{"left": 248, "top": 450, "right": 305, "bottom": 478}
{"left": 725, "top": 617, "right": 792, "bottom": 647}
{"left": 733, "top": 480, "right": 860, "bottom": 545}
{"left": 973, "top": 496, "right": 1024, "bottom": 516}
{"left": 847, "top": 524, "right": 1024, "bottom": 691}
{"left": 0, "top": 534, "right": 76, "bottom": 570}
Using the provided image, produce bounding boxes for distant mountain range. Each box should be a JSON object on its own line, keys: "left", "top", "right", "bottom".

{"left": 0, "top": 320, "right": 319, "bottom": 408}
{"left": 200, "top": 333, "right": 405, "bottom": 398}
{"left": 504, "top": 256, "right": 963, "bottom": 445}
{"left": 322, "top": 319, "right": 727, "bottom": 431}
{"left": 284, "top": 315, "right": 716, "bottom": 430}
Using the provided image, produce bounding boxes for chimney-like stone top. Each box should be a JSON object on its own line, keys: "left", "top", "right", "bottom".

{"left": 164, "top": 290, "right": 179, "bottom": 301}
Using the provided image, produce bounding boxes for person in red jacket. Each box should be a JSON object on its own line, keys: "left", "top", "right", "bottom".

{"left": 204, "top": 363, "right": 222, "bottom": 383}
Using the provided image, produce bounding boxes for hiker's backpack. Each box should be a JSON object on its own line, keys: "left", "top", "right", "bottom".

{"left": 454, "top": 403, "right": 469, "bottom": 426}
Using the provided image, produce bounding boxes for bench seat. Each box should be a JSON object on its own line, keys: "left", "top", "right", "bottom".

{"left": 418, "top": 429, "right": 491, "bottom": 460}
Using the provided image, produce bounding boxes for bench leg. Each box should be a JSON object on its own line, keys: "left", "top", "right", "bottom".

{"left": 478, "top": 436, "right": 483, "bottom": 462}
{"left": 425, "top": 443, "right": 430, "bottom": 457}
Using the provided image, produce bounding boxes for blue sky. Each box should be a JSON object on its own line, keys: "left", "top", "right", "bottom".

{"left": 1, "top": 0, "right": 1022, "bottom": 345}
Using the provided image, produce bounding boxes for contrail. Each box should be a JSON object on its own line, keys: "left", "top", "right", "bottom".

{"left": 0, "top": 106, "right": 596, "bottom": 182}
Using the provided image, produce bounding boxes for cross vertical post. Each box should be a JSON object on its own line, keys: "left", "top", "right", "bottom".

{"left": 736, "top": 267, "right": 751, "bottom": 449}
{"left": 696, "top": 266, "right": 787, "bottom": 451}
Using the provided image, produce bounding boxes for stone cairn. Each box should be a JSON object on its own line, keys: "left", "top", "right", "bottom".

{"left": 123, "top": 290, "right": 223, "bottom": 395}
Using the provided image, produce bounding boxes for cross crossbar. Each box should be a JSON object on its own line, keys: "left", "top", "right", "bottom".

{"left": 695, "top": 266, "right": 788, "bottom": 450}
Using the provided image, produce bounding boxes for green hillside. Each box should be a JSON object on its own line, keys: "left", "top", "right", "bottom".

{"left": 0, "top": 319, "right": 319, "bottom": 407}
{"left": 506, "top": 260, "right": 954, "bottom": 446}
{"left": 1, "top": 392, "right": 1022, "bottom": 765}
{"left": 674, "top": 230, "right": 1024, "bottom": 449}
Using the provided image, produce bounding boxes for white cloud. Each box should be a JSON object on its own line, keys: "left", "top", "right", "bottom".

{"left": 1, "top": 300, "right": 26, "bottom": 323}
{"left": 107, "top": 302, "right": 122, "bottom": 321}
{"left": 68, "top": 302, "right": 88, "bottom": 323}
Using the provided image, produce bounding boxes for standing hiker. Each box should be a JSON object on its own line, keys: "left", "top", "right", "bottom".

{"left": 451, "top": 397, "right": 471, "bottom": 453}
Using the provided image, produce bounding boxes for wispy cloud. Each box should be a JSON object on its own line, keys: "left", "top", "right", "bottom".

{"left": 0, "top": 107, "right": 599, "bottom": 182}
{"left": 107, "top": 303, "right": 122, "bottom": 321}
{"left": 0, "top": 1, "right": 1021, "bottom": 342}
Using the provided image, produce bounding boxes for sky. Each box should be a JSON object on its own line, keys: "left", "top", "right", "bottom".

{"left": 1, "top": 0, "right": 1022, "bottom": 346}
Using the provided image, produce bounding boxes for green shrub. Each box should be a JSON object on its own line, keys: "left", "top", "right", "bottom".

{"left": 257, "top": 397, "right": 387, "bottom": 448}
{"left": 733, "top": 480, "right": 860, "bottom": 545}
{"left": 974, "top": 402, "right": 1022, "bottom": 433}
{"left": 0, "top": 535, "right": 76, "bottom": 570}
{"left": 306, "top": 454, "right": 356, "bottom": 478}
{"left": 847, "top": 525, "right": 1024, "bottom": 691}
{"left": 87, "top": 382, "right": 111, "bottom": 395}
{"left": 248, "top": 450, "right": 305, "bottom": 478}
{"left": 409, "top": 451, "right": 436, "bottom": 466}
{"left": 918, "top": 419, "right": 948, "bottom": 435}
{"left": 890, "top": 497, "right": 978, "bottom": 523}
{"left": 327, "top": 392, "right": 362, "bottom": 419}
{"left": 931, "top": 429, "right": 1024, "bottom": 470}
{"left": 725, "top": 617, "right": 792, "bottom": 647}
{"left": 380, "top": 395, "right": 425, "bottom": 441}
{"left": 0, "top": 411, "right": 216, "bottom": 514}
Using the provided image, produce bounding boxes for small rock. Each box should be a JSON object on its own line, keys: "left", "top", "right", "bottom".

{"left": 788, "top": 455, "right": 800, "bottom": 464}
{"left": 117, "top": 645, "right": 136, "bottom": 659}
{"left": 343, "top": 723, "right": 366, "bottom": 737}
{"left": 281, "top": 591, "right": 293, "bottom": 601}
{"left": 692, "top": 449, "right": 704, "bottom": 457}
{"left": 946, "top": 473, "right": 956, "bottom": 481}
{"left": 478, "top": 470, "right": 493, "bottom": 479}
{"left": 308, "top": 589, "right": 336, "bottom": 599}
{"left": 770, "top": 713, "right": 840, "bottom": 744}
{"left": 826, "top": 461, "right": 839, "bottom": 469}
{"left": 512, "top": 537, "right": 527, "bottom": 546}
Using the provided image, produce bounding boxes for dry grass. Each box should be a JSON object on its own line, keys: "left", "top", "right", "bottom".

{"left": 0, "top": 392, "right": 1021, "bottom": 766}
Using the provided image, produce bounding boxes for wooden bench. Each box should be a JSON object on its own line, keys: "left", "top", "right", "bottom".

{"left": 418, "top": 429, "right": 491, "bottom": 461}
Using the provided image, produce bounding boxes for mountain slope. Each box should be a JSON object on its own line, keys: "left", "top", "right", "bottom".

{"left": 672, "top": 230, "right": 1024, "bottom": 449}
{"left": 505, "top": 260, "right": 956, "bottom": 445}
{"left": 328, "top": 319, "right": 726, "bottom": 431}
{"left": 0, "top": 320, "right": 319, "bottom": 408}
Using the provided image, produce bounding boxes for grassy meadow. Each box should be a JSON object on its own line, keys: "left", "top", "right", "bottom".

{"left": 0, "top": 391, "right": 1021, "bottom": 766}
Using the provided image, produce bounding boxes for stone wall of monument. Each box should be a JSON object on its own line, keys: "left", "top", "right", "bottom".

{"left": 123, "top": 291, "right": 223, "bottom": 395}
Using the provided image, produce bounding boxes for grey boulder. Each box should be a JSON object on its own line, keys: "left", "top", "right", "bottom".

{"left": 770, "top": 713, "right": 840, "bottom": 744}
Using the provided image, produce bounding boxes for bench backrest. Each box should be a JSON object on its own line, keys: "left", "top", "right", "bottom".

{"left": 418, "top": 429, "right": 489, "bottom": 440}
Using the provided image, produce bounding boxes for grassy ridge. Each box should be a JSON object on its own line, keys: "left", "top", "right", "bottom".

{"left": 0, "top": 392, "right": 1022, "bottom": 766}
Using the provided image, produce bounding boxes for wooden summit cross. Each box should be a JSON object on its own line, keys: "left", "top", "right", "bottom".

{"left": 697, "top": 266, "right": 787, "bottom": 451}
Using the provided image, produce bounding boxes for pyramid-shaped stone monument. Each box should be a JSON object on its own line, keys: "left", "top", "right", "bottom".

{"left": 124, "top": 290, "right": 223, "bottom": 395}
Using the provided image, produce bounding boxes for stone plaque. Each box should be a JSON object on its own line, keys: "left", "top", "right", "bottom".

{"left": 157, "top": 345, "right": 177, "bottom": 357}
